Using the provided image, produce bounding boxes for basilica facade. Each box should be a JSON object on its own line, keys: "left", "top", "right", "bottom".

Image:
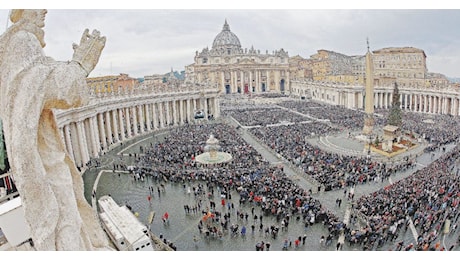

{"left": 186, "top": 20, "right": 290, "bottom": 94}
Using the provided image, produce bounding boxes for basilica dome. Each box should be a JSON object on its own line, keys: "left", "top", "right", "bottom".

{"left": 212, "top": 20, "right": 241, "bottom": 49}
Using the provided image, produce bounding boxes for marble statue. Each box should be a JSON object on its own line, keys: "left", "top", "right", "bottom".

{"left": 0, "top": 9, "right": 108, "bottom": 250}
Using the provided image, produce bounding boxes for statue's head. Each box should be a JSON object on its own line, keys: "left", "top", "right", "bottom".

{"left": 10, "top": 9, "right": 47, "bottom": 28}
{"left": 8, "top": 9, "right": 47, "bottom": 48}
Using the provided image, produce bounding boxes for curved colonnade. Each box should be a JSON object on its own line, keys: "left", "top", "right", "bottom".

{"left": 291, "top": 80, "right": 460, "bottom": 116}
{"left": 56, "top": 80, "right": 460, "bottom": 170}
{"left": 55, "top": 88, "right": 221, "bottom": 169}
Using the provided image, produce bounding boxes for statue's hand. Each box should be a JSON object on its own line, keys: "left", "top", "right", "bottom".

{"left": 72, "top": 29, "right": 106, "bottom": 76}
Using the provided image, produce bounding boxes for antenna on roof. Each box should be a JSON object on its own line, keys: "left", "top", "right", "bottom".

{"left": 366, "top": 37, "right": 370, "bottom": 52}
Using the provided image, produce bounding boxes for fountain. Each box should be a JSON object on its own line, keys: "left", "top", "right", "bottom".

{"left": 195, "top": 134, "right": 232, "bottom": 164}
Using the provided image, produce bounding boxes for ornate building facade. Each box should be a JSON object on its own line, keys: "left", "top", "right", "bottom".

{"left": 186, "top": 20, "right": 290, "bottom": 94}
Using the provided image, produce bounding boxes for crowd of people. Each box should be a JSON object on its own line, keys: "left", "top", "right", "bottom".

{"left": 351, "top": 144, "right": 460, "bottom": 251}
{"left": 108, "top": 96, "right": 460, "bottom": 250}
{"left": 278, "top": 100, "right": 386, "bottom": 130}
{"left": 249, "top": 123, "right": 416, "bottom": 192}
{"left": 130, "top": 122, "right": 347, "bottom": 249}
{"left": 224, "top": 107, "right": 310, "bottom": 127}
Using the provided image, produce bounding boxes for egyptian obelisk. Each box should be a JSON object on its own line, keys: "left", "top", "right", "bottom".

{"left": 362, "top": 39, "right": 374, "bottom": 135}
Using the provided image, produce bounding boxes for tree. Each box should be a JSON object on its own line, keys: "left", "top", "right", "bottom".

{"left": 387, "top": 83, "right": 402, "bottom": 127}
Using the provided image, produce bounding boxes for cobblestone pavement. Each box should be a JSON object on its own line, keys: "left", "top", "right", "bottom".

{"left": 83, "top": 118, "right": 460, "bottom": 251}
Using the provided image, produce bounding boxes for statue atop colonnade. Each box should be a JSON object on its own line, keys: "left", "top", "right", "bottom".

{"left": 0, "top": 9, "right": 108, "bottom": 250}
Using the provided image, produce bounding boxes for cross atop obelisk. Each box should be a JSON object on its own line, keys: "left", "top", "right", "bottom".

{"left": 362, "top": 38, "right": 374, "bottom": 135}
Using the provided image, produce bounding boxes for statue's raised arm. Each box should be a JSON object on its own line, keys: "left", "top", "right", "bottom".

{"left": 72, "top": 28, "right": 106, "bottom": 76}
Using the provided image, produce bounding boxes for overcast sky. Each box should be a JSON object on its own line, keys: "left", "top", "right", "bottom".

{"left": 2, "top": 2, "right": 460, "bottom": 79}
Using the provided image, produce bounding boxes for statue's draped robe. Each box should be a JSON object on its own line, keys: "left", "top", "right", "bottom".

{"left": 0, "top": 26, "right": 107, "bottom": 250}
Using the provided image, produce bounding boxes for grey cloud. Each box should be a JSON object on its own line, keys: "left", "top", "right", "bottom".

{"left": 1, "top": 9, "right": 460, "bottom": 78}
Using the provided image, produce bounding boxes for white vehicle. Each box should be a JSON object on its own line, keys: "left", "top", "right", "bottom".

{"left": 98, "top": 195, "right": 154, "bottom": 251}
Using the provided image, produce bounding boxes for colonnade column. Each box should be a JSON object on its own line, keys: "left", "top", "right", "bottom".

{"left": 433, "top": 96, "right": 438, "bottom": 114}
{"left": 404, "top": 94, "right": 408, "bottom": 110}
{"left": 274, "top": 71, "right": 280, "bottom": 92}
{"left": 186, "top": 99, "right": 191, "bottom": 123}
{"left": 429, "top": 96, "right": 433, "bottom": 113}
{"left": 145, "top": 104, "right": 152, "bottom": 131}
{"left": 249, "top": 71, "right": 253, "bottom": 92}
{"left": 105, "top": 111, "right": 113, "bottom": 146}
{"left": 424, "top": 95, "right": 428, "bottom": 113}
{"left": 266, "top": 70, "right": 270, "bottom": 91}
{"left": 240, "top": 71, "right": 244, "bottom": 92}
{"left": 132, "top": 106, "right": 139, "bottom": 135}
{"left": 455, "top": 97, "right": 458, "bottom": 116}
{"left": 437, "top": 96, "right": 441, "bottom": 114}
{"left": 83, "top": 119, "right": 94, "bottom": 158}
{"left": 125, "top": 107, "right": 132, "bottom": 138}
{"left": 442, "top": 97, "right": 447, "bottom": 114}
{"left": 221, "top": 71, "right": 225, "bottom": 93}
{"left": 165, "top": 101, "right": 171, "bottom": 126}
{"left": 111, "top": 110, "right": 119, "bottom": 143}
{"left": 409, "top": 93, "right": 413, "bottom": 111}
{"left": 179, "top": 100, "right": 184, "bottom": 125}
{"left": 193, "top": 99, "right": 197, "bottom": 112}
{"left": 90, "top": 116, "right": 101, "bottom": 156}
{"left": 76, "top": 120, "right": 90, "bottom": 166}
{"left": 452, "top": 98, "right": 458, "bottom": 116}
{"left": 173, "top": 100, "right": 178, "bottom": 126}
{"left": 233, "top": 71, "right": 237, "bottom": 93}
{"left": 118, "top": 108, "right": 126, "bottom": 141}
{"left": 152, "top": 103, "right": 159, "bottom": 130}
{"left": 98, "top": 113, "right": 107, "bottom": 150}
{"left": 382, "top": 93, "right": 386, "bottom": 108}
{"left": 255, "top": 70, "right": 260, "bottom": 92}
{"left": 138, "top": 105, "right": 145, "bottom": 134}
{"left": 203, "top": 98, "right": 209, "bottom": 119}
{"left": 374, "top": 93, "right": 378, "bottom": 109}
{"left": 158, "top": 102, "right": 165, "bottom": 128}
{"left": 63, "top": 124, "right": 74, "bottom": 161}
